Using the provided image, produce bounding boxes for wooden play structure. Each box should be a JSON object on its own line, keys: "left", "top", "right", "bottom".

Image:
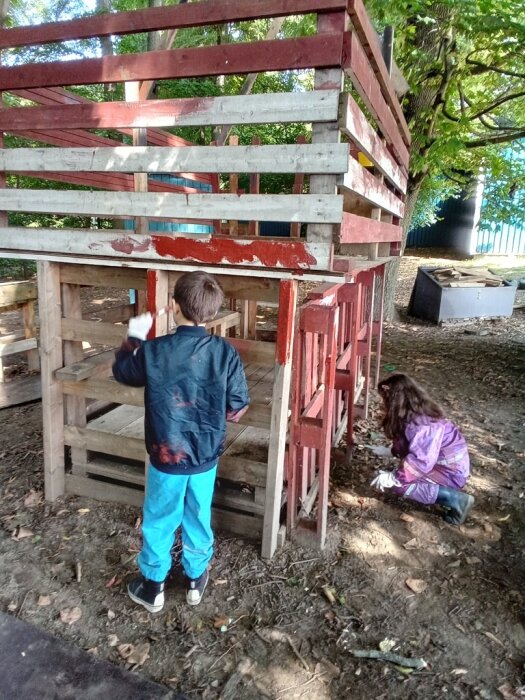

{"left": 0, "top": 0, "right": 409, "bottom": 558}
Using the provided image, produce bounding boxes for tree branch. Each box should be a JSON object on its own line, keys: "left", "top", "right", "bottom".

{"left": 466, "top": 129, "right": 525, "bottom": 148}
{"left": 466, "top": 58, "right": 525, "bottom": 79}
{"left": 468, "top": 90, "right": 525, "bottom": 120}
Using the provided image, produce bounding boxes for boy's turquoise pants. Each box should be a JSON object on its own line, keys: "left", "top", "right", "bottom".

{"left": 137, "top": 463, "right": 217, "bottom": 582}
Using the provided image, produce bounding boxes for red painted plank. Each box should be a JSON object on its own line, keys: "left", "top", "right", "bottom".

{"left": 347, "top": 0, "right": 410, "bottom": 146}
{"left": 0, "top": 0, "right": 347, "bottom": 49}
{"left": 0, "top": 35, "right": 344, "bottom": 90}
{"left": 339, "top": 211, "right": 402, "bottom": 244}
{"left": 150, "top": 235, "right": 318, "bottom": 270}
{"left": 343, "top": 32, "right": 410, "bottom": 168}
{"left": 275, "top": 280, "right": 297, "bottom": 365}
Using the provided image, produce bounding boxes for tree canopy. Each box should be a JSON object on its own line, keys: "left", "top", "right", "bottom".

{"left": 368, "top": 0, "right": 525, "bottom": 232}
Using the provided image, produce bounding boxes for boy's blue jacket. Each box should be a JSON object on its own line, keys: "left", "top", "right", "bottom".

{"left": 112, "top": 325, "right": 250, "bottom": 475}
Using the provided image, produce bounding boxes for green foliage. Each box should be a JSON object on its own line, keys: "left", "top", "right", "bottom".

{"left": 368, "top": 0, "right": 525, "bottom": 230}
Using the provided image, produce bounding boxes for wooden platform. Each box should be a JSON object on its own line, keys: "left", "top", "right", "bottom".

{"left": 65, "top": 364, "right": 275, "bottom": 538}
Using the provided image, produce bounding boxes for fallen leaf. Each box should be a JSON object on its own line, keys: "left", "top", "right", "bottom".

{"left": 107, "top": 634, "right": 119, "bottom": 647}
{"left": 405, "top": 578, "right": 428, "bottom": 594}
{"left": 119, "top": 642, "right": 150, "bottom": 666}
{"left": 77, "top": 508, "right": 90, "bottom": 515}
{"left": 12, "top": 526, "right": 34, "bottom": 541}
{"left": 451, "top": 668, "right": 468, "bottom": 676}
{"left": 105, "top": 575, "right": 121, "bottom": 589}
{"left": 7, "top": 602, "right": 17, "bottom": 612}
{"left": 107, "top": 609, "right": 116, "bottom": 620}
{"left": 60, "top": 607, "right": 82, "bottom": 625}
{"left": 24, "top": 490, "right": 42, "bottom": 508}
{"left": 322, "top": 585, "right": 337, "bottom": 604}
{"left": 38, "top": 595, "right": 51, "bottom": 607}
{"left": 214, "top": 579, "right": 228, "bottom": 585}
{"left": 400, "top": 513, "right": 415, "bottom": 523}
{"left": 56, "top": 509, "right": 69, "bottom": 516}
{"left": 497, "top": 514, "right": 511, "bottom": 523}
{"left": 87, "top": 647, "right": 98, "bottom": 655}
{"left": 134, "top": 516, "right": 142, "bottom": 530}
{"left": 118, "top": 643, "right": 133, "bottom": 659}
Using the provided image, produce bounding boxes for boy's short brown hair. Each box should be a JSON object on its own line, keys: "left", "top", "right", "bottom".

{"left": 173, "top": 271, "right": 224, "bottom": 324}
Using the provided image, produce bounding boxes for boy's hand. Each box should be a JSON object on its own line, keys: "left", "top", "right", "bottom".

{"left": 366, "top": 444, "right": 392, "bottom": 458}
{"left": 127, "top": 312, "right": 153, "bottom": 341}
{"left": 371, "top": 470, "right": 400, "bottom": 492}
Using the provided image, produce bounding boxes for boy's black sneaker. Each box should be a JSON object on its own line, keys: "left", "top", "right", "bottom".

{"left": 127, "top": 575, "right": 165, "bottom": 613}
{"left": 186, "top": 569, "right": 209, "bottom": 606}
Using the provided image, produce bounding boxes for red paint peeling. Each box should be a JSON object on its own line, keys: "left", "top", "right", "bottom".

{"left": 276, "top": 280, "right": 296, "bottom": 365}
{"left": 151, "top": 235, "right": 317, "bottom": 269}
{"left": 111, "top": 236, "right": 151, "bottom": 255}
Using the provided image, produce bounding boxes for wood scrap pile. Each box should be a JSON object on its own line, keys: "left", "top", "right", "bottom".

{"left": 431, "top": 266, "right": 505, "bottom": 288}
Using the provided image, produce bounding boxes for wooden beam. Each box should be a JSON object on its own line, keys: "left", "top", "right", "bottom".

{"left": 0, "top": 337, "right": 37, "bottom": 357}
{"left": 343, "top": 32, "right": 410, "bottom": 168}
{"left": 0, "top": 144, "right": 349, "bottom": 174}
{"left": 55, "top": 349, "right": 114, "bottom": 382}
{"left": 0, "top": 34, "right": 345, "bottom": 90}
{"left": 339, "top": 92, "right": 407, "bottom": 192}
{"left": 339, "top": 211, "right": 402, "bottom": 244}
{"left": 0, "top": 190, "right": 343, "bottom": 224}
{"left": 167, "top": 271, "right": 280, "bottom": 303}
{"left": 0, "top": 91, "right": 341, "bottom": 132}
{"left": 0, "top": 228, "right": 333, "bottom": 271}
{"left": 347, "top": 0, "right": 411, "bottom": 146}
{"left": 37, "top": 261, "right": 65, "bottom": 501}
{"left": 0, "top": 0, "right": 348, "bottom": 48}
{"left": 340, "top": 157, "right": 404, "bottom": 217}
{"left": 59, "top": 263, "right": 147, "bottom": 289}
{"left": 262, "top": 279, "right": 298, "bottom": 559}
{"left": 0, "top": 280, "right": 37, "bottom": 306}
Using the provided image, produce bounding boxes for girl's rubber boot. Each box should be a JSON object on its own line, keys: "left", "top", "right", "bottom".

{"left": 435, "top": 486, "right": 474, "bottom": 525}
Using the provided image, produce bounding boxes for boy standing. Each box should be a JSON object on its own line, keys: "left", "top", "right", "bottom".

{"left": 113, "top": 271, "right": 249, "bottom": 612}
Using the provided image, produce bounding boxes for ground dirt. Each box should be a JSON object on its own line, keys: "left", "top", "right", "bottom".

{"left": 0, "top": 251, "right": 524, "bottom": 699}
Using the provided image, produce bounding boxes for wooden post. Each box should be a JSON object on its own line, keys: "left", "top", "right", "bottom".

{"left": 261, "top": 279, "right": 298, "bottom": 559}
{"left": 306, "top": 11, "right": 345, "bottom": 265}
{"left": 228, "top": 134, "right": 239, "bottom": 235}
{"left": 248, "top": 136, "right": 261, "bottom": 237}
{"left": 22, "top": 300, "right": 40, "bottom": 371}
{"left": 37, "top": 261, "right": 65, "bottom": 500}
{"left": 147, "top": 269, "right": 170, "bottom": 338}
{"left": 61, "top": 281, "right": 87, "bottom": 473}
{"left": 125, "top": 81, "right": 148, "bottom": 236}
{"left": 291, "top": 134, "right": 308, "bottom": 238}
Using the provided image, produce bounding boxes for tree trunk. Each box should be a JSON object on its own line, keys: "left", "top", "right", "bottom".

{"left": 383, "top": 3, "right": 455, "bottom": 319}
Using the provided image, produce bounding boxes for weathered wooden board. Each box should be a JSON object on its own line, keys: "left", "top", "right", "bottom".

{"left": 347, "top": 0, "right": 410, "bottom": 146}
{"left": 339, "top": 93, "right": 408, "bottom": 192}
{"left": 340, "top": 158, "right": 404, "bottom": 217}
{"left": 339, "top": 211, "right": 402, "bottom": 244}
{"left": 0, "top": 34, "right": 345, "bottom": 90}
{"left": 0, "top": 281, "right": 37, "bottom": 307}
{"left": 59, "top": 264, "right": 147, "bottom": 290}
{"left": 343, "top": 32, "right": 410, "bottom": 168}
{"left": 0, "top": 228, "right": 333, "bottom": 271}
{"left": 0, "top": 143, "right": 349, "bottom": 175}
{"left": 0, "top": 190, "right": 343, "bottom": 223}
{"left": 0, "top": 0, "right": 348, "bottom": 48}
{"left": 0, "top": 337, "right": 37, "bottom": 357}
{"left": 0, "top": 375, "right": 41, "bottom": 409}
{"left": 1, "top": 91, "right": 340, "bottom": 131}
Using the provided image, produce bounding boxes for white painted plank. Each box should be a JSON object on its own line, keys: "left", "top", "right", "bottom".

{"left": 339, "top": 92, "right": 408, "bottom": 193}
{"left": 0, "top": 190, "right": 343, "bottom": 223}
{"left": 0, "top": 144, "right": 349, "bottom": 175}
{"left": 339, "top": 158, "right": 405, "bottom": 218}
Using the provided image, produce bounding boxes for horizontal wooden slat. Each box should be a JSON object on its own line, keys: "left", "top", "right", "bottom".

{"left": 0, "top": 0, "right": 348, "bottom": 48}
{"left": 1, "top": 91, "right": 340, "bottom": 132}
{"left": 65, "top": 425, "right": 145, "bottom": 461}
{"left": 61, "top": 318, "right": 126, "bottom": 347}
{"left": 340, "top": 158, "right": 404, "bottom": 217}
{"left": 339, "top": 93, "right": 407, "bottom": 192}
{"left": 339, "top": 211, "right": 402, "bottom": 244}
{"left": 0, "top": 144, "right": 349, "bottom": 175}
{"left": 168, "top": 272, "right": 279, "bottom": 303}
{"left": 0, "top": 280, "right": 37, "bottom": 306}
{"left": 343, "top": 32, "right": 410, "bottom": 168}
{"left": 347, "top": 0, "right": 411, "bottom": 146}
{"left": 0, "top": 228, "right": 333, "bottom": 271}
{"left": 59, "top": 263, "right": 147, "bottom": 290}
{"left": 0, "top": 337, "right": 38, "bottom": 357}
{"left": 0, "top": 190, "right": 342, "bottom": 223}
{"left": 0, "top": 34, "right": 344, "bottom": 90}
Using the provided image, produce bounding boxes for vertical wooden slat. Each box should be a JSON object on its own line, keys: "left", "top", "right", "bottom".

{"left": 147, "top": 268, "right": 170, "bottom": 338}
{"left": 125, "top": 81, "right": 149, "bottom": 235}
{"left": 38, "top": 261, "right": 65, "bottom": 500}
{"left": 22, "top": 300, "right": 40, "bottom": 371}
{"left": 262, "top": 279, "right": 298, "bottom": 559}
{"left": 228, "top": 134, "right": 239, "bottom": 235}
{"left": 248, "top": 136, "right": 261, "bottom": 237}
{"left": 61, "top": 282, "right": 87, "bottom": 473}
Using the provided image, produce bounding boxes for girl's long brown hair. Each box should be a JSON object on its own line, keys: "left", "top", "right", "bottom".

{"left": 377, "top": 373, "right": 444, "bottom": 440}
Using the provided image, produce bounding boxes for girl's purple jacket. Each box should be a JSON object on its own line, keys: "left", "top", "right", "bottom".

{"left": 391, "top": 415, "right": 470, "bottom": 504}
